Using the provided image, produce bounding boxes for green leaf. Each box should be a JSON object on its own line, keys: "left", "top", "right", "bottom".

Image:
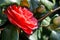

{"left": 42, "top": 27, "right": 51, "bottom": 36}
{"left": 59, "top": 1, "right": 60, "bottom": 6}
{"left": 41, "top": 17, "right": 51, "bottom": 26}
{"left": 29, "top": 30, "right": 39, "bottom": 40}
{"left": 1, "top": 24, "right": 19, "bottom": 40}
{"left": 30, "top": 0, "right": 39, "bottom": 11}
{"left": 29, "top": 27, "right": 42, "bottom": 40}
{"left": 50, "top": 30, "right": 60, "bottom": 40}
{"left": 40, "top": 0, "right": 55, "bottom": 10}
{"left": 0, "top": 0, "right": 20, "bottom": 6}
{"left": 52, "top": 0, "right": 56, "bottom": 4}
{"left": 0, "top": 8, "right": 7, "bottom": 27}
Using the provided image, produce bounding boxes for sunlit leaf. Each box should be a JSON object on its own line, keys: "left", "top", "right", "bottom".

{"left": 41, "top": 17, "right": 51, "bottom": 26}
{"left": 29, "top": 27, "right": 42, "bottom": 40}
{"left": 0, "top": 0, "right": 20, "bottom": 6}
{"left": 40, "top": 0, "right": 55, "bottom": 10}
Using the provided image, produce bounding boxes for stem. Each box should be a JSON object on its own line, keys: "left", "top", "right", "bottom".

{"left": 38, "top": 7, "right": 60, "bottom": 22}
{"left": 0, "top": 28, "right": 4, "bottom": 31}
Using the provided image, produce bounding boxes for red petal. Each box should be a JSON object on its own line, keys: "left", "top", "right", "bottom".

{"left": 11, "top": 5, "right": 20, "bottom": 13}
{"left": 4, "top": 5, "right": 38, "bottom": 35}
{"left": 6, "top": 12, "right": 32, "bottom": 35}
{"left": 24, "top": 17, "right": 38, "bottom": 30}
{"left": 22, "top": 7, "right": 33, "bottom": 19}
{"left": 7, "top": 13, "right": 33, "bottom": 35}
{"left": 23, "top": 27, "right": 33, "bottom": 35}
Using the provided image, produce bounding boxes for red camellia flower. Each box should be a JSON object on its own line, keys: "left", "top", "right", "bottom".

{"left": 4, "top": 4, "right": 38, "bottom": 35}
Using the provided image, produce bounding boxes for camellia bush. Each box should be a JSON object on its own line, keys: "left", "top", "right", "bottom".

{"left": 0, "top": 0, "right": 60, "bottom": 40}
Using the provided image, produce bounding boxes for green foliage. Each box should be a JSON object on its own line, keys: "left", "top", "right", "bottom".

{"left": 50, "top": 30, "right": 60, "bottom": 40}
{"left": 29, "top": 27, "right": 42, "bottom": 40}
{"left": 0, "top": 7, "right": 7, "bottom": 27}
{"left": 0, "top": 0, "right": 20, "bottom": 6}
{"left": 41, "top": 17, "right": 51, "bottom": 26}
{"left": 0, "top": 0, "right": 60, "bottom": 40}
{"left": 1, "top": 24, "right": 19, "bottom": 40}
{"left": 40, "top": 0, "right": 55, "bottom": 10}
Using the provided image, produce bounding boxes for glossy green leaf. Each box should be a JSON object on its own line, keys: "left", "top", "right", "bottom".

{"left": 1, "top": 24, "right": 19, "bottom": 40}
{"left": 59, "top": 1, "right": 60, "bottom": 5}
{"left": 0, "top": 0, "right": 20, "bottom": 6}
{"left": 29, "top": 27, "right": 42, "bottom": 40}
{"left": 42, "top": 27, "right": 51, "bottom": 36}
{"left": 0, "top": 8, "right": 7, "bottom": 27}
{"left": 30, "top": 0, "right": 39, "bottom": 11}
{"left": 50, "top": 30, "right": 60, "bottom": 40}
{"left": 41, "top": 17, "right": 51, "bottom": 26}
{"left": 40, "top": 0, "right": 55, "bottom": 10}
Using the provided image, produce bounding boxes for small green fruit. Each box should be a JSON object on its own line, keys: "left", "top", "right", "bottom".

{"left": 53, "top": 16, "right": 60, "bottom": 26}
